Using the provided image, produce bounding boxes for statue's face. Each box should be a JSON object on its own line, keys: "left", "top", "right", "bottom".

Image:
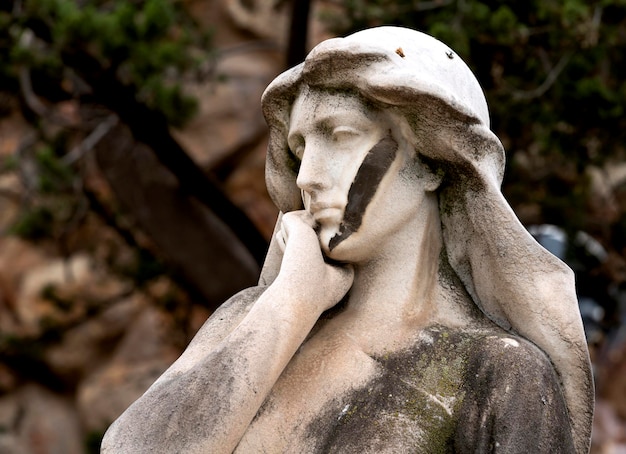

{"left": 288, "top": 88, "right": 439, "bottom": 263}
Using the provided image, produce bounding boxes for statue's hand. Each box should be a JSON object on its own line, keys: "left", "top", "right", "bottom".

{"left": 274, "top": 210, "right": 354, "bottom": 314}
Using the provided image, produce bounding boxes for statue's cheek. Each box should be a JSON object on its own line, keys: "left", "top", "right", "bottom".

{"left": 329, "top": 134, "right": 398, "bottom": 250}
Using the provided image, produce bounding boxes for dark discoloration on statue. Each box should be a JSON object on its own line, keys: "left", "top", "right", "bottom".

{"left": 304, "top": 326, "right": 575, "bottom": 454}
{"left": 101, "top": 27, "right": 593, "bottom": 454}
{"left": 330, "top": 134, "right": 398, "bottom": 250}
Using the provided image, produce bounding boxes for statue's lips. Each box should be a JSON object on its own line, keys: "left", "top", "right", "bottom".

{"left": 311, "top": 206, "right": 343, "bottom": 224}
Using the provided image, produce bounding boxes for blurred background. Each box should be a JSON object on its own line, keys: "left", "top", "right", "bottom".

{"left": 1, "top": 0, "right": 625, "bottom": 452}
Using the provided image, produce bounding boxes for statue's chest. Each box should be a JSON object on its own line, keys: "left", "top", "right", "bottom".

{"left": 235, "top": 327, "right": 468, "bottom": 453}
{"left": 234, "top": 331, "right": 380, "bottom": 451}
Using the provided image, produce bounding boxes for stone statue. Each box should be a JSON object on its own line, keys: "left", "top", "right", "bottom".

{"left": 101, "top": 27, "right": 594, "bottom": 453}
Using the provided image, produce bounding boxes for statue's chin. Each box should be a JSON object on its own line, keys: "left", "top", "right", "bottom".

{"left": 320, "top": 227, "right": 362, "bottom": 264}
{"left": 318, "top": 225, "right": 340, "bottom": 256}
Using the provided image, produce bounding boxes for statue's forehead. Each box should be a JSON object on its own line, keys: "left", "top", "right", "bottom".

{"left": 289, "top": 86, "right": 382, "bottom": 127}
{"left": 293, "top": 85, "right": 361, "bottom": 107}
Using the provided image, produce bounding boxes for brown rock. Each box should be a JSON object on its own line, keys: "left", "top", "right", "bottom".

{"left": 15, "top": 254, "right": 93, "bottom": 333}
{"left": 76, "top": 305, "right": 184, "bottom": 432}
{"left": 0, "top": 384, "right": 83, "bottom": 454}
{"left": 172, "top": 50, "right": 281, "bottom": 169}
{"left": 0, "top": 237, "right": 49, "bottom": 336}
{"left": 43, "top": 292, "right": 145, "bottom": 383}
{"left": 600, "top": 344, "right": 626, "bottom": 421}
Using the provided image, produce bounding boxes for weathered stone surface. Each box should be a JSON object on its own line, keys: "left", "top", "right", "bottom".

{"left": 301, "top": 326, "right": 573, "bottom": 453}
{"left": 102, "top": 26, "right": 593, "bottom": 454}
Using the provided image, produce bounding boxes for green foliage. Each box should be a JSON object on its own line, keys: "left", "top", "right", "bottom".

{"left": 35, "top": 145, "right": 74, "bottom": 193}
{"left": 85, "top": 430, "right": 105, "bottom": 454}
{"left": 3, "top": 0, "right": 209, "bottom": 124}
{"left": 10, "top": 205, "right": 55, "bottom": 240}
{"left": 323, "top": 0, "right": 626, "bottom": 239}
{"left": 1, "top": 0, "right": 213, "bottom": 245}
{"left": 116, "top": 248, "right": 168, "bottom": 287}
{"left": 9, "top": 141, "right": 81, "bottom": 242}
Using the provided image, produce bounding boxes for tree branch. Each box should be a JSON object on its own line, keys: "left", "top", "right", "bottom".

{"left": 61, "top": 48, "right": 268, "bottom": 266}
{"left": 512, "top": 52, "right": 572, "bottom": 101}
{"left": 286, "top": 0, "right": 311, "bottom": 67}
{"left": 18, "top": 65, "right": 48, "bottom": 118}
{"left": 62, "top": 114, "right": 118, "bottom": 166}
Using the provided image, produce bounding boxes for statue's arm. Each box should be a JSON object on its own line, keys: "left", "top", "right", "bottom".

{"left": 100, "top": 211, "right": 353, "bottom": 454}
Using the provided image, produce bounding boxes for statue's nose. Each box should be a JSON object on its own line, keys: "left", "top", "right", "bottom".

{"left": 295, "top": 143, "right": 334, "bottom": 194}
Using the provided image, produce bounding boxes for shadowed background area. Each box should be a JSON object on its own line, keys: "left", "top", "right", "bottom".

{"left": 0, "top": 0, "right": 625, "bottom": 452}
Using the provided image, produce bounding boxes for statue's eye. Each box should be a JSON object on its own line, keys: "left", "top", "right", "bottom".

{"left": 290, "top": 144, "right": 304, "bottom": 161}
{"left": 286, "top": 146, "right": 301, "bottom": 173}
{"left": 331, "top": 126, "right": 360, "bottom": 142}
{"left": 287, "top": 135, "right": 304, "bottom": 161}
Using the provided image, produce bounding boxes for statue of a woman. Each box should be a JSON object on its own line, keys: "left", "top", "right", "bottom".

{"left": 102, "top": 27, "right": 593, "bottom": 453}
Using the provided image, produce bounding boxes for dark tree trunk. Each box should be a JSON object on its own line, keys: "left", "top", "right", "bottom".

{"left": 61, "top": 49, "right": 268, "bottom": 267}
{"left": 94, "top": 122, "right": 259, "bottom": 308}
{"left": 286, "top": 0, "right": 312, "bottom": 67}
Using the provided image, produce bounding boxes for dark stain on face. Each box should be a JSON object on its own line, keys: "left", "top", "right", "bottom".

{"left": 328, "top": 133, "right": 398, "bottom": 250}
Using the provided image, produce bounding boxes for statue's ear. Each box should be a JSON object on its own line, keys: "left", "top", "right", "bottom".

{"left": 414, "top": 154, "right": 443, "bottom": 193}
{"left": 423, "top": 166, "right": 444, "bottom": 192}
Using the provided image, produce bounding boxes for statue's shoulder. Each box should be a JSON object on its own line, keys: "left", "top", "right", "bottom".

{"left": 413, "top": 324, "right": 552, "bottom": 361}
{"left": 457, "top": 326, "right": 557, "bottom": 379}
{"left": 403, "top": 324, "right": 566, "bottom": 403}
{"left": 393, "top": 325, "right": 575, "bottom": 452}
{"left": 451, "top": 326, "right": 576, "bottom": 453}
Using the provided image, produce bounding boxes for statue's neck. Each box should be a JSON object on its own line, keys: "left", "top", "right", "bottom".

{"left": 338, "top": 195, "right": 480, "bottom": 350}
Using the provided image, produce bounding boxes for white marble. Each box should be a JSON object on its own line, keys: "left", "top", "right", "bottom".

{"left": 102, "top": 26, "right": 593, "bottom": 454}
